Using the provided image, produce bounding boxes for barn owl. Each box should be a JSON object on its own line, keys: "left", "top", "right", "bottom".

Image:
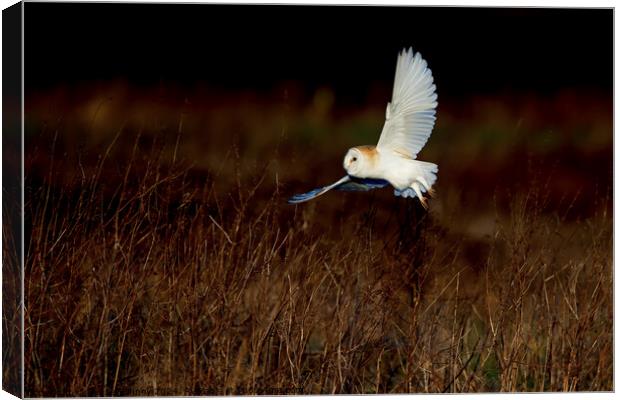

{"left": 288, "top": 47, "right": 438, "bottom": 208}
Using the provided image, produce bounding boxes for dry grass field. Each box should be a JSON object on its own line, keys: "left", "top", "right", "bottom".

{"left": 14, "top": 84, "right": 612, "bottom": 395}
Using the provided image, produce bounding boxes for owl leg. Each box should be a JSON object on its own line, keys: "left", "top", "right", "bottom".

{"left": 412, "top": 182, "right": 428, "bottom": 209}
{"left": 417, "top": 176, "right": 436, "bottom": 197}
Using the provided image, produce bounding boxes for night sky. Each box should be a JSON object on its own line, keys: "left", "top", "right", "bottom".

{"left": 25, "top": 4, "right": 612, "bottom": 98}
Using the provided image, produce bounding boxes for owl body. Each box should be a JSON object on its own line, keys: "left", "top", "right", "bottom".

{"left": 377, "top": 151, "right": 425, "bottom": 190}
{"left": 346, "top": 145, "right": 437, "bottom": 193}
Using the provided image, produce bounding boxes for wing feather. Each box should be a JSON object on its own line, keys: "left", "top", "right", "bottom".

{"left": 288, "top": 176, "right": 388, "bottom": 204}
{"left": 337, "top": 177, "right": 389, "bottom": 191}
{"left": 377, "top": 48, "right": 437, "bottom": 159}
{"left": 287, "top": 176, "right": 351, "bottom": 204}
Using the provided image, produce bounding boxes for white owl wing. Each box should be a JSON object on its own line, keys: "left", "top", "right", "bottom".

{"left": 376, "top": 48, "right": 438, "bottom": 159}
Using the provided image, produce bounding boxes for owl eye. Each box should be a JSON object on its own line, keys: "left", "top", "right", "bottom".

{"left": 352, "top": 157, "right": 357, "bottom": 162}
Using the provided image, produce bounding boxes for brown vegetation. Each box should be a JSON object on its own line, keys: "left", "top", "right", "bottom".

{"left": 21, "top": 87, "right": 612, "bottom": 395}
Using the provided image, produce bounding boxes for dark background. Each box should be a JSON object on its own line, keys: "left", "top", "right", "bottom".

{"left": 25, "top": 4, "right": 613, "bottom": 98}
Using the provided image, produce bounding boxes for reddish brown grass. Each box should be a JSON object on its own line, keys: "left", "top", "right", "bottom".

{"left": 21, "top": 133, "right": 612, "bottom": 395}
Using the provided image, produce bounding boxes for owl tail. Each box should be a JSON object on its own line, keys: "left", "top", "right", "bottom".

{"left": 416, "top": 160, "right": 438, "bottom": 193}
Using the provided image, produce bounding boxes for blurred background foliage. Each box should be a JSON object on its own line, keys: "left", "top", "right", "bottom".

{"left": 25, "top": 81, "right": 612, "bottom": 218}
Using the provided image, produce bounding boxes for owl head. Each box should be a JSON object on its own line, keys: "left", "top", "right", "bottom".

{"left": 343, "top": 146, "right": 375, "bottom": 177}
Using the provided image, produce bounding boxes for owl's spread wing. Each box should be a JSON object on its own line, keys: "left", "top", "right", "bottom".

{"left": 288, "top": 176, "right": 351, "bottom": 204}
{"left": 376, "top": 48, "right": 437, "bottom": 159}
{"left": 287, "top": 176, "right": 388, "bottom": 204}
{"left": 336, "top": 177, "right": 389, "bottom": 191}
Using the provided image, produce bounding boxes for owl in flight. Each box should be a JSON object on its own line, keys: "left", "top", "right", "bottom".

{"left": 288, "top": 48, "right": 438, "bottom": 208}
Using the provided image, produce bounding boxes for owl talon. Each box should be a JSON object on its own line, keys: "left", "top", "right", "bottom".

{"left": 417, "top": 176, "right": 435, "bottom": 197}
{"left": 419, "top": 195, "right": 428, "bottom": 209}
